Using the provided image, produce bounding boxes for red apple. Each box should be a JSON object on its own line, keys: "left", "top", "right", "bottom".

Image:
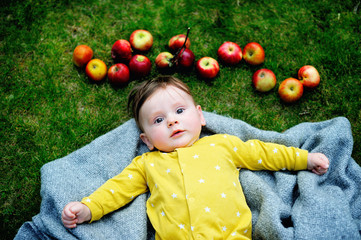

{"left": 278, "top": 78, "right": 304, "bottom": 103}
{"left": 217, "top": 42, "right": 242, "bottom": 65}
{"left": 196, "top": 57, "right": 220, "bottom": 79}
{"left": 129, "top": 29, "right": 153, "bottom": 51}
{"left": 73, "top": 45, "right": 93, "bottom": 67}
{"left": 108, "top": 63, "right": 130, "bottom": 86}
{"left": 242, "top": 42, "right": 265, "bottom": 65}
{"left": 178, "top": 48, "right": 195, "bottom": 68}
{"left": 111, "top": 39, "right": 132, "bottom": 63}
{"left": 298, "top": 65, "right": 320, "bottom": 88}
{"left": 252, "top": 69, "right": 277, "bottom": 92}
{"left": 85, "top": 59, "right": 107, "bottom": 81}
{"left": 168, "top": 34, "right": 191, "bottom": 52}
{"left": 155, "top": 52, "right": 174, "bottom": 68}
{"left": 129, "top": 55, "right": 152, "bottom": 77}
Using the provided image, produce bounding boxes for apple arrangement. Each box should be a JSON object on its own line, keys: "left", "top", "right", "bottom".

{"left": 252, "top": 69, "right": 277, "bottom": 92}
{"left": 298, "top": 65, "right": 320, "bottom": 88}
{"left": 111, "top": 39, "right": 133, "bottom": 63}
{"left": 73, "top": 45, "right": 93, "bottom": 67}
{"left": 278, "top": 78, "right": 304, "bottom": 103}
{"left": 242, "top": 42, "right": 265, "bottom": 65}
{"left": 168, "top": 34, "right": 191, "bottom": 52}
{"left": 177, "top": 48, "right": 195, "bottom": 68}
{"left": 85, "top": 59, "right": 107, "bottom": 82}
{"left": 217, "top": 42, "right": 242, "bottom": 65}
{"left": 129, "top": 29, "right": 153, "bottom": 52}
{"left": 196, "top": 57, "right": 220, "bottom": 79}
{"left": 72, "top": 29, "right": 324, "bottom": 105}
{"left": 129, "top": 54, "right": 152, "bottom": 77}
{"left": 108, "top": 63, "right": 130, "bottom": 86}
{"left": 155, "top": 52, "right": 174, "bottom": 69}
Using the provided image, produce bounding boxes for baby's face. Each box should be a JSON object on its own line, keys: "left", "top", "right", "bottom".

{"left": 139, "top": 85, "right": 206, "bottom": 152}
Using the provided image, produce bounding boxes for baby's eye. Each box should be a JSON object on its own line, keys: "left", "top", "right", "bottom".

{"left": 154, "top": 117, "right": 164, "bottom": 124}
{"left": 176, "top": 108, "right": 185, "bottom": 114}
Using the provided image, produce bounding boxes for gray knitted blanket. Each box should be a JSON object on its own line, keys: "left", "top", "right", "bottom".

{"left": 15, "top": 112, "right": 361, "bottom": 239}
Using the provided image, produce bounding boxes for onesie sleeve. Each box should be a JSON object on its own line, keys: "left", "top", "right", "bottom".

{"left": 226, "top": 135, "right": 308, "bottom": 171}
{"left": 81, "top": 155, "right": 148, "bottom": 222}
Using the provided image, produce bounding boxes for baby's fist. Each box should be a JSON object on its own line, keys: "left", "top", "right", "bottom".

{"left": 307, "top": 153, "right": 329, "bottom": 175}
{"left": 62, "top": 202, "right": 91, "bottom": 228}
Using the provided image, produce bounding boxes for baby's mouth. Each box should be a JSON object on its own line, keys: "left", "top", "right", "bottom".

{"left": 171, "top": 130, "right": 184, "bottom": 137}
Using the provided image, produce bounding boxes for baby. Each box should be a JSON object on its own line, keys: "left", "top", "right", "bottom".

{"left": 62, "top": 76, "right": 329, "bottom": 239}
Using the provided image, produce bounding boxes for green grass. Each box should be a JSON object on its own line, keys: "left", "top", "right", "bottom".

{"left": 1, "top": 0, "right": 360, "bottom": 238}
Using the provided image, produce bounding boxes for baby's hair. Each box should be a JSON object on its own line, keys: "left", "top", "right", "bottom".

{"left": 128, "top": 76, "right": 194, "bottom": 131}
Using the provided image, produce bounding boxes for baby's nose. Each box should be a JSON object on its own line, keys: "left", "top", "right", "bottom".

{"left": 168, "top": 118, "right": 179, "bottom": 127}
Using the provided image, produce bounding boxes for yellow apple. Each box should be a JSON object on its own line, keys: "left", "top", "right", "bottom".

{"left": 242, "top": 42, "right": 265, "bottom": 65}
{"left": 129, "top": 29, "right": 153, "bottom": 51}
{"left": 85, "top": 59, "right": 107, "bottom": 81}
{"left": 252, "top": 68, "right": 276, "bottom": 92}
{"left": 298, "top": 65, "right": 320, "bottom": 88}
{"left": 278, "top": 78, "right": 303, "bottom": 103}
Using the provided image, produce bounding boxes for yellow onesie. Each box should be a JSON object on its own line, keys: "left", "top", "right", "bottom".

{"left": 82, "top": 134, "right": 308, "bottom": 239}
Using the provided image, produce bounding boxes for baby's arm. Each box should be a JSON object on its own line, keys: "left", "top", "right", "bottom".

{"left": 307, "top": 153, "right": 329, "bottom": 175}
{"left": 62, "top": 202, "right": 92, "bottom": 228}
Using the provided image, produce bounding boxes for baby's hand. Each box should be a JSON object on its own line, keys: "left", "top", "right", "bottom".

{"left": 61, "top": 202, "right": 91, "bottom": 228}
{"left": 307, "top": 153, "right": 329, "bottom": 175}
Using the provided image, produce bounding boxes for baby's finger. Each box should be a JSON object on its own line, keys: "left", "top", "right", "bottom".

{"left": 312, "top": 169, "right": 322, "bottom": 175}
{"left": 62, "top": 209, "right": 75, "bottom": 220}
{"left": 70, "top": 204, "right": 84, "bottom": 215}
{"left": 64, "top": 222, "right": 77, "bottom": 228}
{"left": 316, "top": 166, "right": 327, "bottom": 175}
{"left": 320, "top": 154, "right": 330, "bottom": 167}
{"left": 62, "top": 218, "right": 78, "bottom": 228}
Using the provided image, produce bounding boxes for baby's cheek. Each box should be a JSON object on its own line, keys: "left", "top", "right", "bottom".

{"left": 151, "top": 130, "right": 168, "bottom": 146}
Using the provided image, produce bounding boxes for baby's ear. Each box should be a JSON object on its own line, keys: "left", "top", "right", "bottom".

{"left": 140, "top": 133, "right": 154, "bottom": 150}
{"left": 197, "top": 105, "right": 206, "bottom": 126}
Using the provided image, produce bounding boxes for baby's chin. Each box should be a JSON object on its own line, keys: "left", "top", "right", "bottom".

{"left": 156, "top": 146, "right": 184, "bottom": 153}
{"left": 156, "top": 138, "right": 200, "bottom": 153}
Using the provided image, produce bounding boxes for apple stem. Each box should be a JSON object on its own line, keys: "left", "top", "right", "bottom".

{"left": 169, "top": 27, "right": 190, "bottom": 67}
